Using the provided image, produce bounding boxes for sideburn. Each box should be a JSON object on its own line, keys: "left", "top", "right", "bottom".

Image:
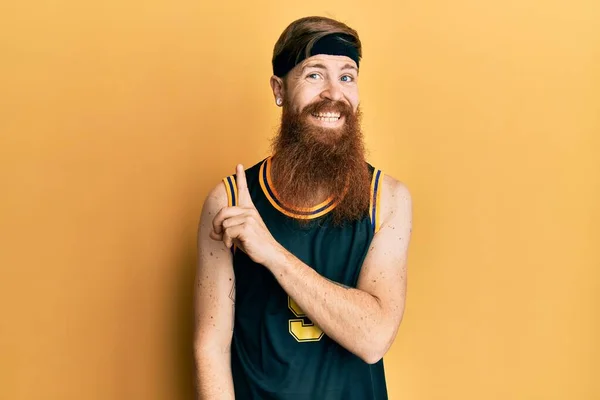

{"left": 270, "top": 102, "right": 372, "bottom": 227}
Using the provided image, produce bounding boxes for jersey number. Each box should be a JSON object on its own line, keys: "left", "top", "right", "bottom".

{"left": 288, "top": 296, "right": 324, "bottom": 342}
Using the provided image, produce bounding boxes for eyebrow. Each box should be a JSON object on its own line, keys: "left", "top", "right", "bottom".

{"left": 341, "top": 63, "right": 358, "bottom": 72}
{"left": 301, "top": 63, "right": 327, "bottom": 73}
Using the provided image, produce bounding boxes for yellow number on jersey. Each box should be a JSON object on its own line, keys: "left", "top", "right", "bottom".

{"left": 288, "top": 296, "right": 324, "bottom": 342}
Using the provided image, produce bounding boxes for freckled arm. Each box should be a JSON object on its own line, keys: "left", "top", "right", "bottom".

{"left": 266, "top": 182, "right": 412, "bottom": 364}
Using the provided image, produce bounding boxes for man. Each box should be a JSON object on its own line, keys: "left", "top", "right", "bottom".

{"left": 194, "top": 16, "right": 412, "bottom": 399}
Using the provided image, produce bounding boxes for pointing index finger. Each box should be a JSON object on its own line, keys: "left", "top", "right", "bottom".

{"left": 236, "top": 164, "right": 252, "bottom": 206}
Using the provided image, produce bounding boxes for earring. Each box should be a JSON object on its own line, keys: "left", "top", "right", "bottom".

{"left": 276, "top": 98, "right": 283, "bottom": 106}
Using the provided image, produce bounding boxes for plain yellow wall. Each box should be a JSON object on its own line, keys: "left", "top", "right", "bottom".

{"left": 1, "top": 1, "right": 598, "bottom": 399}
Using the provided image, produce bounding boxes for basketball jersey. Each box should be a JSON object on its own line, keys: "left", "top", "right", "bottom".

{"left": 222, "top": 156, "right": 387, "bottom": 400}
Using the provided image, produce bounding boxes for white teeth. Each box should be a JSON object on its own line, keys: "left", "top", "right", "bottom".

{"left": 312, "top": 112, "right": 341, "bottom": 119}
{"left": 313, "top": 115, "right": 340, "bottom": 122}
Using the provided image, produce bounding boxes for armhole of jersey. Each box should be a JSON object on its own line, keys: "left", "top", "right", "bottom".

{"left": 222, "top": 175, "right": 238, "bottom": 254}
{"left": 222, "top": 175, "right": 237, "bottom": 207}
{"left": 369, "top": 169, "right": 384, "bottom": 234}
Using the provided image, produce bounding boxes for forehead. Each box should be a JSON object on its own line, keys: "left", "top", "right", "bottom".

{"left": 297, "top": 54, "right": 358, "bottom": 71}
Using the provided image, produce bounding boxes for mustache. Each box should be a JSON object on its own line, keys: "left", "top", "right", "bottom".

{"left": 300, "top": 99, "right": 353, "bottom": 118}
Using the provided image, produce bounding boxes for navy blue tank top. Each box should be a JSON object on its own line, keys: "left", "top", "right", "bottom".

{"left": 222, "top": 156, "right": 387, "bottom": 399}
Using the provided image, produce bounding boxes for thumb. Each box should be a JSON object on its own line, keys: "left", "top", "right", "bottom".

{"left": 236, "top": 164, "right": 253, "bottom": 207}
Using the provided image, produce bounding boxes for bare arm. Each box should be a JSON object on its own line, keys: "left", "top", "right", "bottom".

{"left": 266, "top": 177, "right": 412, "bottom": 364}
{"left": 194, "top": 183, "right": 236, "bottom": 399}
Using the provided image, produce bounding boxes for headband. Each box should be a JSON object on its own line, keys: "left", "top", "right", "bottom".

{"left": 272, "top": 33, "right": 360, "bottom": 78}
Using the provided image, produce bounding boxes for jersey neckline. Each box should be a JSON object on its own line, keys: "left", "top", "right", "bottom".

{"left": 258, "top": 156, "right": 339, "bottom": 220}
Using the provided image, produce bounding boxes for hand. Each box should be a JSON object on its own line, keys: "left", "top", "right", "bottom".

{"left": 210, "top": 164, "right": 282, "bottom": 266}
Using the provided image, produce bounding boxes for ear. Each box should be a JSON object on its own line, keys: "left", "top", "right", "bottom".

{"left": 270, "top": 75, "right": 285, "bottom": 106}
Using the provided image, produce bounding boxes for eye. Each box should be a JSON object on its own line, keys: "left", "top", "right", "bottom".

{"left": 306, "top": 72, "right": 322, "bottom": 80}
{"left": 341, "top": 74, "right": 355, "bottom": 83}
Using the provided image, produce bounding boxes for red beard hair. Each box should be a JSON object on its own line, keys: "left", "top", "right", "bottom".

{"left": 270, "top": 99, "right": 372, "bottom": 227}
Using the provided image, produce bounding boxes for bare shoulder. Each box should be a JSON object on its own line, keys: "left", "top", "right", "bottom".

{"left": 197, "top": 180, "right": 230, "bottom": 241}
{"left": 201, "top": 181, "right": 229, "bottom": 220}
{"left": 207, "top": 180, "right": 229, "bottom": 207}
{"left": 379, "top": 174, "right": 412, "bottom": 227}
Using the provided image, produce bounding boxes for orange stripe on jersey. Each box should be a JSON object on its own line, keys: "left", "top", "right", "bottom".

{"left": 369, "top": 171, "right": 377, "bottom": 229}
{"left": 375, "top": 171, "right": 384, "bottom": 233}
{"left": 223, "top": 176, "right": 233, "bottom": 207}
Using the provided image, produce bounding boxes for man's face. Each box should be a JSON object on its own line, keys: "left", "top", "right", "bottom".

{"left": 282, "top": 54, "right": 360, "bottom": 132}
{"left": 270, "top": 53, "right": 371, "bottom": 226}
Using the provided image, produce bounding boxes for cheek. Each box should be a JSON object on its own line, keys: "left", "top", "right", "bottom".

{"left": 343, "top": 88, "right": 360, "bottom": 110}
{"left": 291, "top": 92, "right": 317, "bottom": 113}
{"left": 349, "top": 97, "right": 360, "bottom": 113}
{"left": 294, "top": 82, "right": 322, "bottom": 100}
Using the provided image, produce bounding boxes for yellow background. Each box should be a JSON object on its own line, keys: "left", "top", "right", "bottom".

{"left": 1, "top": 0, "right": 598, "bottom": 399}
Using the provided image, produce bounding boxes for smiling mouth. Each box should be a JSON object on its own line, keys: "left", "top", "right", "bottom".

{"left": 311, "top": 112, "right": 342, "bottom": 123}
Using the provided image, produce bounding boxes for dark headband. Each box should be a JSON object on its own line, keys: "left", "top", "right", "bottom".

{"left": 273, "top": 33, "right": 360, "bottom": 78}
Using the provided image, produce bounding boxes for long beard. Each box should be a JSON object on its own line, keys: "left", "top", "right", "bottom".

{"left": 270, "top": 99, "right": 372, "bottom": 227}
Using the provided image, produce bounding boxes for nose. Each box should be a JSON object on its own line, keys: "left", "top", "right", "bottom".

{"left": 320, "top": 79, "right": 343, "bottom": 102}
